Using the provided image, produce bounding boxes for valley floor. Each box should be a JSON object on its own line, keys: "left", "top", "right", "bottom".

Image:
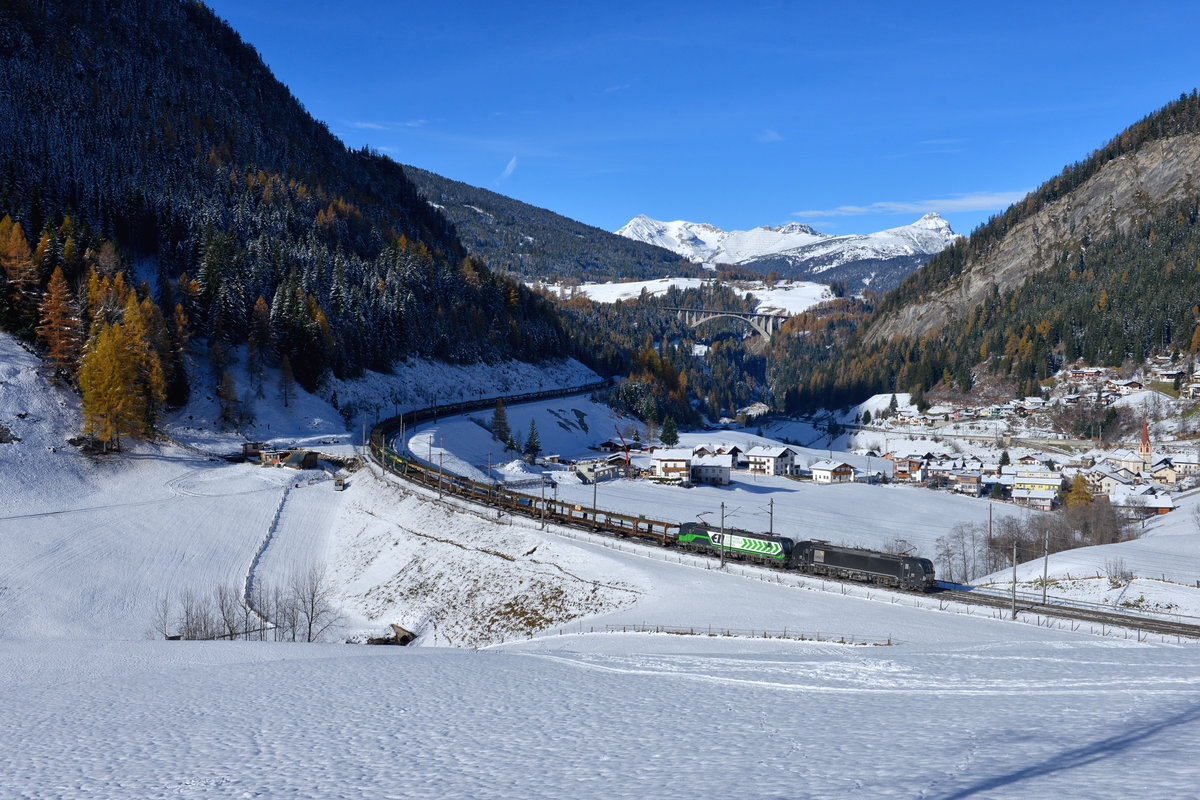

{"left": 4, "top": 334, "right": 1200, "bottom": 797}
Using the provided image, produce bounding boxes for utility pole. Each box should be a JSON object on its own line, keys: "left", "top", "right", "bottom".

{"left": 1011, "top": 536, "right": 1018, "bottom": 620}
{"left": 540, "top": 475, "right": 546, "bottom": 530}
{"left": 1042, "top": 524, "right": 1050, "bottom": 606}
{"left": 438, "top": 452, "right": 444, "bottom": 500}
{"left": 592, "top": 469, "right": 599, "bottom": 530}
{"left": 769, "top": 498, "right": 774, "bottom": 537}
{"left": 720, "top": 501, "right": 726, "bottom": 568}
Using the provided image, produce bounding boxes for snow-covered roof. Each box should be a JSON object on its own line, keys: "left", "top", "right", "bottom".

{"left": 652, "top": 448, "right": 694, "bottom": 462}
{"left": 1012, "top": 489, "right": 1058, "bottom": 500}
{"left": 693, "top": 454, "right": 733, "bottom": 468}
{"left": 810, "top": 460, "right": 852, "bottom": 472}
{"left": 746, "top": 445, "right": 795, "bottom": 459}
{"left": 1004, "top": 475, "right": 1062, "bottom": 488}
{"left": 1108, "top": 487, "right": 1175, "bottom": 510}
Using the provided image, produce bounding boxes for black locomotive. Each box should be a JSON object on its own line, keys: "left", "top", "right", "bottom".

{"left": 677, "top": 523, "right": 936, "bottom": 592}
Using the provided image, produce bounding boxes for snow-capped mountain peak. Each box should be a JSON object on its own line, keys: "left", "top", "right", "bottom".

{"left": 615, "top": 216, "right": 830, "bottom": 266}
{"left": 911, "top": 212, "right": 953, "bottom": 233}
{"left": 616, "top": 212, "right": 959, "bottom": 290}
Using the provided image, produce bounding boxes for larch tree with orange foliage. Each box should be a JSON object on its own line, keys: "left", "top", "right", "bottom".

{"left": 36, "top": 267, "right": 82, "bottom": 377}
{"left": 0, "top": 215, "right": 40, "bottom": 330}
{"left": 79, "top": 322, "right": 139, "bottom": 451}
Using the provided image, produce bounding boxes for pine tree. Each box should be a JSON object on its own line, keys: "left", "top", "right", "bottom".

{"left": 247, "top": 295, "right": 272, "bottom": 399}
{"left": 999, "top": 449, "right": 1011, "bottom": 467}
{"left": 36, "top": 267, "right": 81, "bottom": 376}
{"left": 660, "top": 416, "right": 679, "bottom": 446}
{"left": 491, "top": 398, "right": 511, "bottom": 443}
{"left": 166, "top": 303, "right": 190, "bottom": 407}
{"left": 524, "top": 418, "right": 541, "bottom": 460}
{"left": 278, "top": 353, "right": 296, "bottom": 407}
{"left": 218, "top": 370, "right": 238, "bottom": 424}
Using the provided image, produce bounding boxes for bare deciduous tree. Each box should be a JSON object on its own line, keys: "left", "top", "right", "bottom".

{"left": 217, "top": 583, "right": 242, "bottom": 640}
{"left": 150, "top": 592, "right": 172, "bottom": 639}
{"left": 290, "top": 562, "right": 341, "bottom": 643}
{"left": 179, "top": 587, "right": 217, "bottom": 640}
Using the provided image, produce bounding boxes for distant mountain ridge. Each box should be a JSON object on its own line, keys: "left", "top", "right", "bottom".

{"left": 402, "top": 166, "right": 695, "bottom": 282}
{"left": 616, "top": 213, "right": 959, "bottom": 290}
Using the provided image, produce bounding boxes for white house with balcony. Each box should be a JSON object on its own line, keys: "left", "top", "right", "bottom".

{"left": 810, "top": 460, "right": 854, "bottom": 484}
{"left": 651, "top": 448, "right": 693, "bottom": 486}
{"left": 745, "top": 445, "right": 796, "bottom": 476}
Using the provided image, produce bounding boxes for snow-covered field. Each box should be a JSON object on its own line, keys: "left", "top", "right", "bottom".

{"left": 6, "top": 331, "right": 1200, "bottom": 798}
{"left": 5, "top": 631, "right": 1200, "bottom": 798}
{"left": 540, "top": 276, "right": 833, "bottom": 316}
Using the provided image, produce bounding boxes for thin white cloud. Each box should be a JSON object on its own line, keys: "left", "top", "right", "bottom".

{"left": 499, "top": 156, "right": 518, "bottom": 181}
{"left": 793, "top": 190, "right": 1030, "bottom": 218}
{"left": 603, "top": 84, "right": 630, "bottom": 93}
{"left": 350, "top": 119, "right": 426, "bottom": 130}
{"left": 756, "top": 129, "right": 784, "bottom": 143}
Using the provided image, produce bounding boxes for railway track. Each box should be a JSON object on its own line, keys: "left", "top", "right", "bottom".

{"left": 368, "top": 392, "right": 1200, "bottom": 644}
{"left": 936, "top": 586, "right": 1200, "bottom": 641}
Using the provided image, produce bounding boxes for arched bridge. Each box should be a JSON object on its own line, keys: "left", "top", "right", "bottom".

{"left": 663, "top": 307, "right": 790, "bottom": 340}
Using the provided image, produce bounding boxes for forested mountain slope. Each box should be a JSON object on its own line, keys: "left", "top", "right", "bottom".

{"left": 0, "top": 0, "right": 564, "bottom": 396}
{"left": 869, "top": 93, "right": 1200, "bottom": 343}
{"left": 769, "top": 92, "right": 1200, "bottom": 411}
{"left": 403, "top": 166, "right": 695, "bottom": 282}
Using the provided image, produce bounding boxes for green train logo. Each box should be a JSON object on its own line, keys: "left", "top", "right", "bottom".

{"left": 712, "top": 532, "right": 783, "bottom": 557}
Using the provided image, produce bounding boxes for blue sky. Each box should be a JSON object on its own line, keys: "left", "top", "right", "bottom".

{"left": 205, "top": 1, "right": 1200, "bottom": 238}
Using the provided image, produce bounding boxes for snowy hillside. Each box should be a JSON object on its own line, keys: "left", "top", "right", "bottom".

{"left": 617, "top": 212, "right": 958, "bottom": 271}
{"left": 7, "top": 329, "right": 1200, "bottom": 798}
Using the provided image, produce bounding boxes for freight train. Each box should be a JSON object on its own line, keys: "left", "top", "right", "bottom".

{"left": 678, "top": 524, "right": 937, "bottom": 591}
{"left": 368, "top": 388, "right": 937, "bottom": 593}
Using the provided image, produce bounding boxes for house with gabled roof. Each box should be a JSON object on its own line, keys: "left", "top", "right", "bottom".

{"left": 949, "top": 470, "right": 983, "bottom": 496}
{"left": 810, "top": 460, "right": 854, "bottom": 484}
{"left": 1012, "top": 488, "right": 1056, "bottom": 511}
{"left": 651, "top": 448, "right": 693, "bottom": 486}
{"left": 1150, "top": 458, "right": 1178, "bottom": 485}
{"left": 691, "top": 453, "right": 732, "bottom": 486}
{"left": 745, "top": 445, "right": 796, "bottom": 476}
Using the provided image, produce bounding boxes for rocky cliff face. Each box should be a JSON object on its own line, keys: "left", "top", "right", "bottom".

{"left": 867, "top": 133, "right": 1200, "bottom": 343}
